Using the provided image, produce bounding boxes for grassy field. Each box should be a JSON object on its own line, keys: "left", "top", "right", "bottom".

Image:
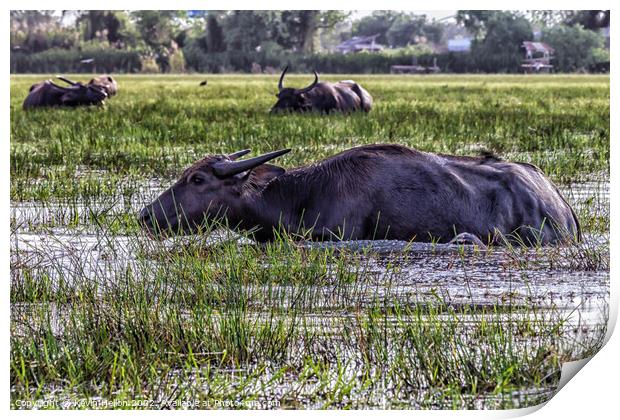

{"left": 10, "top": 74, "right": 610, "bottom": 409}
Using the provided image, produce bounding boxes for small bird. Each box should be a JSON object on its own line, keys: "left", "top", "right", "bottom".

{"left": 199, "top": 80, "right": 208, "bottom": 86}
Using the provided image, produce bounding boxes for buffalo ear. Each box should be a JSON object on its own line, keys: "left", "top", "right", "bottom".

{"left": 248, "top": 164, "right": 286, "bottom": 187}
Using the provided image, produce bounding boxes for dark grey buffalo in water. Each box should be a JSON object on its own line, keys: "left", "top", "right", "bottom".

{"left": 139, "top": 144, "right": 580, "bottom": 245}
{"left": 23, "top": 75, "right": 118, "bottom": 109}
{"left": 270, "top": 67, "right": 372, "bottom": 113}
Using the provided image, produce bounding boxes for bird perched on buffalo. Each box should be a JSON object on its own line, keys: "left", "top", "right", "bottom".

{"left": 22, "top": 75, "right": 118, "bottom": 109}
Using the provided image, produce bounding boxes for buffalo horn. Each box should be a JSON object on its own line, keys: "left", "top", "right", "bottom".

{"left": 277, "top": 66, "right": 289, "bottom": 91}
{"left": 56, "top": 75, "right": 79, "bottom": 86}
{"left": 213, "top": 149, "right": 291, "bottom": 177}
{"left": 295, "top": 71, "right": 319, "bottom": 95}
{"left": 228, "top": 149, "right": 251, "bottom": 160}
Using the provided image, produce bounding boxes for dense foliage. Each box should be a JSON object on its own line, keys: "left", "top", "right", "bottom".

{"left": 10, "top": 10, "right": 609, "bottom": 74}
{"left": 542, "top": 25, "right": 608, "bottom": 72}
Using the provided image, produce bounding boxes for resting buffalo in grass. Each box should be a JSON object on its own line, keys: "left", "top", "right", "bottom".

{"left": 23, "top": 75, "right": 118, "bottom": 109}
{"left": 139, "top": 144, "right": 580, "bottom": 246}
{"left": 87, "top": 74, "right": 118, "bottom": 97}
{"left": 270, "top": 67, "right": 372, "bottom": 113}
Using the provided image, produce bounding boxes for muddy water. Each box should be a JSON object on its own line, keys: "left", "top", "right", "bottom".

{"left": 10, "top": 180, "right": 610, "bottom": 228}
{"left": 11, "top": 179, "right": 610, "bottom": 315}
{"left": 10, "top": 181, "right": 610, "bottom": 408}
{"left": 11, "top": 178, "right": 166, "bottom": 229}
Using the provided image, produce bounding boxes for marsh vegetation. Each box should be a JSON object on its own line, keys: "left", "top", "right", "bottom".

{"left": 10, "top": 74, "right": 609, "bottom": 409}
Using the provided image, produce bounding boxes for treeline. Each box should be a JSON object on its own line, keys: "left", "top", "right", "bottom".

{"left": 181, "top": 49, "right": 479, "bottom": 74}
{"left": 11, "top": 48, "right": 142, "bottom": 73}
{"left": 6, "top": 47, "right": 487, "bottom": 74}
{"left": 10, "top": 10, "right": 610, "bottom": 74}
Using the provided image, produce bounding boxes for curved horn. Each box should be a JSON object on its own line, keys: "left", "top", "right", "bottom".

{"left": 56, "top": 75, "right": 78, "bottom": 86}
{"left": 277, "top": 66, "right": 288, "bottom": 92}
{"left": 213, "top": 149, "right": 291, "bottom": 178}
{"left": 228, "top": 149, "right": 251, "bottom": 160}
{"left": 295, "top": 71, "right": 319, "bottom": 95}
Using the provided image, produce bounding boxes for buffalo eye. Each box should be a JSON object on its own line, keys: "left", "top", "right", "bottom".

{"left": 190, "top": 174, "right": 205, "bottom": 185}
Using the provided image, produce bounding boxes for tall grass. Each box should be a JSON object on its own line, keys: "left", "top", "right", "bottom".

{"left": 10, "top": 74, "right": 609, "bottom": 409}
{"left": 11, "top": 74, "right": 609, "bottom": 202}
{"left": 12, "top": 226, "right": 603, "bottom": 409}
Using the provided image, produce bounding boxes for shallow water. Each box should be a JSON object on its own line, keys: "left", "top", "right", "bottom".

{"left": 11, "top": 180, "right": 609, "bottom": 229}
{"left": 10, "top": 180, "right": 610, "bottom": 409}
{"left": 11, "top": 228, "right": 609, "bottom": 355}
{"left": 560, "top": 181, "right": 610, "bottom": 214}
{"left": 11, "top": 179, "right": 610, "bottom": 331}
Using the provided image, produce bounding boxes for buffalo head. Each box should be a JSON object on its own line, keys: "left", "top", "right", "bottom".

{"left": 270, "top": 67, "right": 319, "bottom": 113}
{"left": 139, "top": 148, "right": 290, "bottom": 236}
{"left": 88, "top": 75, "right": 118, "bottom": 97}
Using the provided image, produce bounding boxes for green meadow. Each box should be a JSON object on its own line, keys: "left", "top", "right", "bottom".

{"left": 10, "top": 74, "right": 609, "bottom": 409}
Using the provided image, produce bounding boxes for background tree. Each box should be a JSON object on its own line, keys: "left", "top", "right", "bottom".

{"left": 386, "top": 14, "right": 427, "bottom": 47}
{"left": 206, "top": 13, "right": 225, "bottom": 52}
{"left": 280, "top": 11, "right": 348, "bottom": 53}
{"left": 131, "top": 10, "right": 184, "bottom": 50}
{"left": 529, "top": 10, "right": 610, "bottom": 29}
{"left": 470, "top": 12, "right": 532, "bottom": 73}
{"left": 456, "top": 10, "right": 503, "bottom": 38}
{"left": 351, "top": 12, "right": 444, "bottom": 48}
{"left": 351, "top": 11, "right": 400, "bottom": 45}
{"left": 130, "top": 11, "right": 187, "bottom": 72}
{"left": 222, "top": 11, "right": 275, "bottom": 52}
{"left": 77, "top": 11, "right": 121, "bottom": 43}
{"left": 10, "top": 10, "right": 77, "bottom": 52}
{"left": 542, "top": 25, "right": 605, "bottom": 71}
{"left": 9, "top": 9, "right": 611, "bottom": 74}
{"left": 563, "top": 10, "right": 610, "bottom": 29}
{"left": 422, "top": 20, "right": 445, "bottom": 45}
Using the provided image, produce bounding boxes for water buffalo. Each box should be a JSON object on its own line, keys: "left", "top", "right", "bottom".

{"left": 22, "top": 75, "right": 117, "bottom": 109}
{"left": 270, "top": 67, "right": 372, "bottom": 113}
{"left": 139, "top": 144, "right": 580, "bottom": 246}
{"left": 87, "top": 74, "right": 118, "bottom": 97}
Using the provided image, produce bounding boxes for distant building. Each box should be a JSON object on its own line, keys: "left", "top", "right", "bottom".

{"left": 521, "top": 41, "right": 554, "bottom": 73}
{"left": 336, "top": 34, "right": 383, "bottom": 54}
{"left": 447, "top": 38, "right": 472, "bottom": 52}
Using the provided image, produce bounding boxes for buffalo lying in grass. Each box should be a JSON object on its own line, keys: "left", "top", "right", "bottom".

{"left": 140, "top": 144, "right": 580, "bottom": 246}
{"left": 23, "top": 75, "right": 118, "bottom": 109}
{"left": 87, "top": 74, "right": 118, "bottom": 97}
{"left": 270, "top": 67, "right": 372, "bottom": 113}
